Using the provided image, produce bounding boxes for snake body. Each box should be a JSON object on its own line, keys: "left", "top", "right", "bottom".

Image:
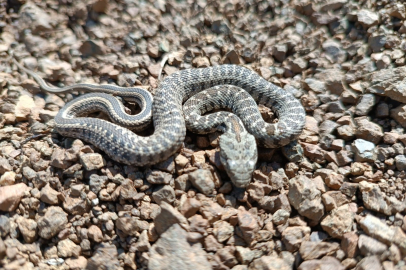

{"left": 14, "top": 60, "right": 306, "bottom": 187}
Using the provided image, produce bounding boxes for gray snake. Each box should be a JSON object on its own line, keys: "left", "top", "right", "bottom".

{"left": 13, "top": 59, "right": 306, "bottom": 187}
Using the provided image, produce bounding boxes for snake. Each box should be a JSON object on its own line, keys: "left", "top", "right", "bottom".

{"left": 13, "top": 58, "right": 306, "bottom": 187}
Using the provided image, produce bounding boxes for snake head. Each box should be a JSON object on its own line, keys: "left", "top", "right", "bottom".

{"left": 219, "top": 130, "right": 258, "bottom": 188}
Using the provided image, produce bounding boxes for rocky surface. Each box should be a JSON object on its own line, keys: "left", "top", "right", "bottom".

{"left": 0, "top": 0, "right": 406, "bottom": 269}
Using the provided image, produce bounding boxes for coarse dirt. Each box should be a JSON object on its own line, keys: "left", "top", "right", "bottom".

{"left": 1, "top": 0, "right": 406, "bottom": 270}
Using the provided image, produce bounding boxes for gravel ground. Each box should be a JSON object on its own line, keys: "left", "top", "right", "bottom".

{"left": 1, "top": 0, "right": 406, "bottom": 269}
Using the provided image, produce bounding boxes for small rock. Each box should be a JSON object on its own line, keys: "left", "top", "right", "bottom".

{"left": 359, "top": 214, "right": 394, "bottom": 245}
{"left": 352, "top": 139, "right": 376, "bottom": 162}
{"left": 152, "top": 185, "right": 176, "bottom": 205}
{"left": 358, "top": 234, "right": 387, "bottom": 256}
{"left": 179, "top": 198, "right": 201, "bottom": 218}
{"left": 321, "top": 204, "right": 355, "bottom": 239}
{"left": 188, "top": 169, "right": 215, "bottom": 195}
{"left": 87, "top": 243, "right": 120, "bottom": 270}
{"left": 0, "top": 183, "right": 30, "bottom": 211}
{"left": 357, "top": 9, "right": 380, "bottom": 28}
{"left": 18, "top": 2, "right": 53, "bottom": 34}
{"left": 57, "top": 238, "right": 81, "bottom": 257}
{"left": 65, "top": 256, "right": 87, "bottom": 270}
{"left": 391, "top": 105, "right": 406, "bottom": 128}
{"left": 17, "top": 217, "right": 38, "bottom": 243}
{"left": 0, "top": 157, "right": 12, "bottom": 175}
{"left": 359, "top": 181, "right": 406, "bottom": 215}
{"left": 116, "top": 217, "right": 149, "bottom": 236}
{"left": 37, "top": 206, "right": 68, "bottom": 239}
{"left": 354, "top": 117, "right": 383, "bottom": 144}
{"left": 250, "top": 255, "right": 292, "bottom": 270}
{"left": 355, "top": 94, "right": 376, "bottom": 116}
{"left": 395, "top": 155, "right": 406, "bottom": 171}
{"left": 149, "top": 224, "right": 211, "bottom": 270}
{"left": 322, "top": 39, "right": 346, "bottom": 63}
{"left": 154, "top": 201, "right": 189, "bottom": 235}
{"left": 80, "top": 153, "right": 105, "bottom": 170}
{"left": 237, "top": 206, "right": 259, "bottom": 244}
{"left": 146, "top": 169, "right": 172, "bottom": 184}
{"left": 50, "top": 148, "right": 72, "bottom": 169}
{"left": 298, "top": 256, "right": 345, "bottom": 270}
{"left": 355, "top": 256, "right": 383, "bottom": 270}
{"left": 79, "top": 40, "right": 108, "bottom": 57}
{"left": 213, "top": 220, "right": 234, "bottom": 243}
{"left": 0, "top": 215, "right": 10, "bottom": 237}
{"left": 0, "top": 171, "right": 16, "bottom": 186}
{"left": 15, "top": 95, "right": 36, "bottom": 121}
{"left": 288, "top": 175, "right": 325, "bottom": 222}
{"left": 299, "top": 241, "right": 340, "bottom": 260}
{"left": 88, "top": 225, "right": 103, "bottom": 243}
{"left": 341, "top": 232, "right": 359, "bottom": 258}
{"left": 40, "top": 183, "right": 60, "bottom": 205}
{"left": 282, "top": 226, "right": 311, "bottom": 252}
{"left": 272, "top": 209, "right": 290, "bottom": 225}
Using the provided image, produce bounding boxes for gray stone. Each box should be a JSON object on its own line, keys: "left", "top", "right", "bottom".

{"left": 304, "top": 78, "right": 325, "bottom": 93}
{"left": 288, "top": 175, "right": 325, "bottom": 222}
{"left": 298, "top": 256, "right": 345, "bottom": 270}
{"left": 152, "top": 185, "right": 176, "bottom": 205}
{"left": 322, "top": 39, "right": 346, "bottom": 63}
{"left": 368, "top": 35, "right": 386, "bottom": 52}
{"left": 366, "top": 66, "right": 406, "bottom": 103}
{"left": 358, "top": 234, "right": 387, "bottom": 256}
{"left": 355, "top": 94, "right": 376, "bottom": 116}
{"left": 0, "top": 215, "right": 10, "bottom": 237}
{"left": 154, "top": 201, "right": 189, "bottom": 235}
{"left": 357, "top": 9, "right": 380, "bottom": 28}
{"left": 352, "top": 139, "right": 376, "bottom": 162}
{"left": 359, "top": 181, "right": 406, "bottom": 215}
{"left": 188, "top": 169, "right": 215, "bottom": 195}
{"left": 395, "top": 155, "right": 406, "bottom": 171}
{"left": 391, "top": 104, "right": 406, "bottom": 128}
{"left": 37, "top": 206, "right": 68, "bottom": 239}
{"left": 80, "top": 153, "right": 105, "bottom": 171}
{"left": 354, "top": 256, "right": 383, "bottom": 270}
{"left": 149, "top": 224, "right": 211, "bottom": 270}
{"left": 359, "top": 214, "right": 395, "bottom": 245}
{"left": 86, "top": 243, "right": 120, "bottom": 270}
{"left": 89, "top": 174, "right": 108, "bottom": 195}
{"left": 320, "top": 204, "right": 354, "bottom": 239}
{"left": 354, "top": 117, "right": 383, "bottom": 144}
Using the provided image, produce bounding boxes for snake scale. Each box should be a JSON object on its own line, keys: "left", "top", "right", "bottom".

{"left": 14, "top": 59, "right": 306, "bottom": 187}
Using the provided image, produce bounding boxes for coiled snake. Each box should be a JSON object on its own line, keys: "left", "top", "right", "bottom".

{"left": 13, "top": 59, "right": 305, "bottom": 187}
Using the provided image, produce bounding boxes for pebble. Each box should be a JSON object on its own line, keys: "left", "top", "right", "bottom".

{"left": 288, "top": 175, "right": 325, "bottom": 222}
{"left": 395, "top": 155, "right": 406, "bottom": 171}
{"left": 391, "top": 104, "right": 406, "bottom": 128}
{"left": 87, "top": 243, "right": 120, "bottom": 270}
{"left": 320, "top": 204, "right": 354, "bottom": 239}
{"left": 80, "top": 153, "right": 106, "bottom": 171}
{"left": 188, "top": 169, "right": 215, "bottom": 195}
{"left": 0, "top": 183, "right": 30, "bottom": 212}
{"left": 152, "top": 184, "right": 176, "bottom": 204}
{"left": 352, "top": 139, "right": 376, "bottom": 162}
{"left": 0, "top": 171, "right": 16, "bottom": 186}
{"left": 355, "top": 94, "right": 376, "bottom": 116}
{"left": 354, "top": 117, "right": 384, "bottom": 144}
{"left": 357, "top": 9, "right": 380, "bottom": 28}
{"left": 149, "top": 224, "right": 211, "bottom": 270}
{"left": 37, "top": 206, "right": 68, "bottom": 239}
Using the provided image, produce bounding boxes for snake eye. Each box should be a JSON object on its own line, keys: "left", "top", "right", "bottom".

{"left": 248, "top": 160, "right": 256, "bottom": 168}
{"left": 228, "top": 160, "right": 236, "bottom": 169}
